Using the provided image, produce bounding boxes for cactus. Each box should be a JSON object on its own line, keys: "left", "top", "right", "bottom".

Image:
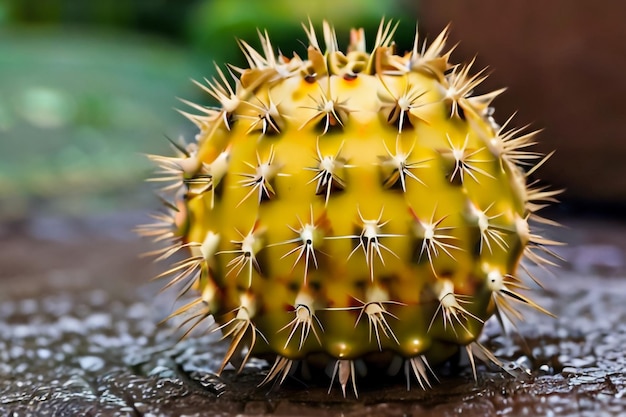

{"left": 139, "top": 20, "right": 560, "bottom": 396}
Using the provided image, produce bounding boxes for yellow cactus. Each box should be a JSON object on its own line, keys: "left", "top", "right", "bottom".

{"left": 139, "top": 20, "right": 560, "bottom": 396}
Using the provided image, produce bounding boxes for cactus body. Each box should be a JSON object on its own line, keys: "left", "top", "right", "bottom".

{"left": 141, "top": 20, "right": 558, "bottom": 396}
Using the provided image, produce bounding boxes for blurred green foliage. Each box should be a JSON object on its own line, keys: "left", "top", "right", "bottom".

{"left": 0, "top": 0, "right": 415, "bottom": 52}
{"left": 188, "top": 0, "right": 415, "bottom": 68}
{"left": 0, "top": 29, "right": 204, "bottom": 217}
{"left": 0, "top": 0, "right": 199, "bottom": 37}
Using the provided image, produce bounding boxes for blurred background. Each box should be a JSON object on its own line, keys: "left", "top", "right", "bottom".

{"left": 1, "top": 0, "right": 624, "bottom": 223}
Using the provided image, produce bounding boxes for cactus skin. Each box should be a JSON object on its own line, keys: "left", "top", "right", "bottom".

{"left": 140, "top": 20, "right": 559, "bottom": 396}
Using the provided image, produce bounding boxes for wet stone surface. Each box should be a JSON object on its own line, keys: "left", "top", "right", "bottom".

{"left": 1, "top": 213, "right": 626, "bottom": 416}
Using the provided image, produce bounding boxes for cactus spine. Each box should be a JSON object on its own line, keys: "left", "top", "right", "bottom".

{"left": 140, "top": 20, "right": 559, "bottom": 396}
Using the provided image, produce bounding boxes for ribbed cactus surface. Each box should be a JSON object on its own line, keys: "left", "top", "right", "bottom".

{"left": 140, "top": 20, "right": 559, "bottom": 396}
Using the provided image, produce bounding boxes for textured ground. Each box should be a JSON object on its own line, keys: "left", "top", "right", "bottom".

{"left": 1, "top": 212, "right": 625, "bottom": 416}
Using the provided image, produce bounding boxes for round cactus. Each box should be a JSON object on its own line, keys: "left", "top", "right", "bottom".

{"left": 140, "top": 20, "right": 560, "bottom": 396}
